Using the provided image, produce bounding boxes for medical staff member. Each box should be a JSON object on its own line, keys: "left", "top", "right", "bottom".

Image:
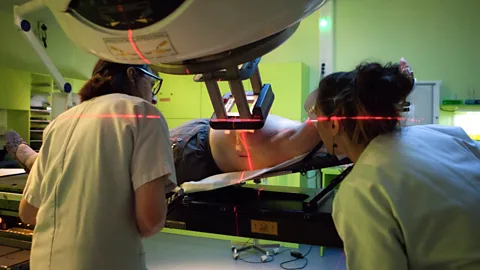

{"left": 18, "top": 59, "right": 177, "bottom": 270}
{"left": 309, "top": 58, "right": 480, "bottom": 270}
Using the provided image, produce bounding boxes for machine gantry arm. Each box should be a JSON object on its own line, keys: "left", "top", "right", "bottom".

{"left": 14, "top": 0, "right": 72, "bottom": 94}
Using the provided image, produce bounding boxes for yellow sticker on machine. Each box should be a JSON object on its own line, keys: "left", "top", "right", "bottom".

{"left": 103, "top": 32, "right": 177, "bottom": 62}
{"left": 166, "top": 220, "right": 186, "bottom": 230}
{"left": 251, "top": 220, "right": 278, "bottom": 236}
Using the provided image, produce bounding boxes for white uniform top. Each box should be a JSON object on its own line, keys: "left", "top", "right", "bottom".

{"left": 333, "top": 125, "right": 480, "bottom": 270}
{"left": 23, "top": 93, "right": 177, "bottom": 270}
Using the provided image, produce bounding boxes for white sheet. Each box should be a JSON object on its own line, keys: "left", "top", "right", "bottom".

{"left": 181, "top": 152, "right": 312, "bottom": 193}
{"left": 0, "top": 168, "right": 26, "bottom": 177}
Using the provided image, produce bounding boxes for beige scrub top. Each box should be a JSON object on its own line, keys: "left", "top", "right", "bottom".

{"left": 333, "top": 125, "right": 480, "bottom": 270}
{"left": 23, "top": 93, "right": 177, "bottom": 270}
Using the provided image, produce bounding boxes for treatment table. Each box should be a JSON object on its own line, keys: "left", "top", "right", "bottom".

{"left": 166, "top": 152, "right": 351, "bottom": 248}
{"left": 0, "top": 152, "right": 351, "bottom": 267}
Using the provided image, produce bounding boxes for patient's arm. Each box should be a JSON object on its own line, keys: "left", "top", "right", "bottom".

{"left": 270, "top": 119, "right": 321, "bottom": 158}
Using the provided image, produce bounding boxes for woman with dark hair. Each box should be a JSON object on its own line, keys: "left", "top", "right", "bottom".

{"left": 309, "top": 58, "right": 480, "bottom": 269}
{"left": 18, "top": 59, "right": 176, "bottom": 270}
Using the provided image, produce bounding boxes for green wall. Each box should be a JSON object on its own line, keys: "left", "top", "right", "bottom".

{"left": 0, "top": 68, "right": 31, "bottom": 142}
{"left": 261, "top": 11, "right": 321, "bottom": 92}
{"left": 334, "top": 0, "right": 479, "bottom": 102}
{"left": 0, "top": 69, "right": 31, "bottom": 111}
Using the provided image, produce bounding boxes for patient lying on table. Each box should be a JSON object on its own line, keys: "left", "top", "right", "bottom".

{"left": 6, "top": 114, "right": 322, "bottom": 185}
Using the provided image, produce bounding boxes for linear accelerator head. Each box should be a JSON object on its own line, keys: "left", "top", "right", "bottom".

{"left": 45, "top": 0, "right": 326, "bottom": 70}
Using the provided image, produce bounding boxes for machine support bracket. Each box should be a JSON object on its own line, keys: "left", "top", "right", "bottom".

{"left": 228, "top": 76, "right": 251, "bottom": 119}
{"left": 194, "top": 57, "right": 274, "bottom": 130}
{"left": 302, "top": 165, "right": 353, "bottom": 212}
{"left": 204, "top": 80, "right": 228, "bottom": 119}
{"left": 250, "top": 69, "right": 262, "bottom": 95}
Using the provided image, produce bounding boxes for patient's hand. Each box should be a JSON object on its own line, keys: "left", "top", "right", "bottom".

{"left": 399, "top": 58, "right": 414, "bottom": 79}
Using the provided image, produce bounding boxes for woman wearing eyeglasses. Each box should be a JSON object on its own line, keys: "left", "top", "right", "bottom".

{"left": 18, "top": 59, "right": 176, "bottom": 270}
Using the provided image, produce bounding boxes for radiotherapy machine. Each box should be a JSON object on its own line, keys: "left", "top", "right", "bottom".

{"left": 0, "top": 0, "right": 357, "bottom": 267}
{"left": 15, "top": 0, "right": 330, "bottom": 130}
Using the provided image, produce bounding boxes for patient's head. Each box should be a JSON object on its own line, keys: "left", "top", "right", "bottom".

{"left": 313, "top": 60, "right": 415, "bottom": 160}
{"left": 79, "top": 59, "right": 160, "bottom": 103}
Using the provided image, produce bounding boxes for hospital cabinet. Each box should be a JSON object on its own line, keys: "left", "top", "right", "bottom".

{"left": 29, "top": 73, "right": 53, "bottom": 151}
{"left": 404, "top": 81, "right": 441, "bottom": 126}
{"left": 0, "top": 68, "right": 86, "bottom": 151}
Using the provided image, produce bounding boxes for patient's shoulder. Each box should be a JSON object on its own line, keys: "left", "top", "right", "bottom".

{"left": 254, "top": 115, "right": 302, "bottom": 139}
{"left": 264, "top": 114, "right": 302, "bottom": 128}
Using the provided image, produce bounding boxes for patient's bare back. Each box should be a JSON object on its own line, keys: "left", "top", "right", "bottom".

{"left": 209, "top": 115, "right": 305, "bottom": 172}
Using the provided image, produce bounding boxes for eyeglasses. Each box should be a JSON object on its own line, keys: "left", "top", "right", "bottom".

{"left": 136, "top": 67, "right": 163, "bottom": 96}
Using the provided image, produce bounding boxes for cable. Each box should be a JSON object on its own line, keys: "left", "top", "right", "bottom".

{"left": 233, "top": 240, "right": 311, "bottom": 266}
{"left": 276, "top": 248, "right": 292, "bottom": 255}
{"left": 238, "top": 255, "right": 274, "bottom": 264}
{"left": 279, "top": 245, "right": 313, "bottom": 270}
{"left": 234, "top": 238, "right": 275, "bottom": 264}
{"left": 238, "top": 254, "right": 274, "bottom": 264}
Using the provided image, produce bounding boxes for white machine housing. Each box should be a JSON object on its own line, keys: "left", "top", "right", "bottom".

{"left": 41, "top": 0, "right": 326, "bottom": 65}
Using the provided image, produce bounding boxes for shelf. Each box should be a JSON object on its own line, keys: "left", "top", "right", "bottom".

{"left": 26, "top": 73, "right": 61, "bottom": 150}
{"left": 31, "top": 83, "right": 52, "bottom": 87}
{"left": 30, "top": 109, "right": 51, "bottom": 114}
{"left": 30, "top": 91, "right": 52, "bottom": 96}
{"left": 441, "top": 104, "right": 480, "bottom": 112}
{"left": 30, "top": 119, "right": 50, "bottom": 124}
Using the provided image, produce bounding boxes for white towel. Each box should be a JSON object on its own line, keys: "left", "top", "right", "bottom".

{"left": 181, "top": 152, "right": 310, "bottom": 193}
{"left": 0, "top": 169, "right": 26, "bottom": 177}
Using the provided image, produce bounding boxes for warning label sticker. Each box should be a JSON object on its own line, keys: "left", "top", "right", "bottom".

{"left": 103, "top": 32, "right": 177, "bottom": 62}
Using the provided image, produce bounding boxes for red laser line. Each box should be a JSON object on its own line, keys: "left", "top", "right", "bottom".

{"left": 335, "top": 252, "right": 346, "bottom": 270}
{"left": 257, "top": 188, "right": 264, "bottom": 200}
{"left": 234, "top": 206, "right": 239, "bottom": 236}
{"left": 56, "top": 114, "right": 161, "bottom": 119}
{"left": 240, "top": 132, "right": 253, "bottom": 171}
{"left": 128, "top": 29, "right": 151, "bottom": 64}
